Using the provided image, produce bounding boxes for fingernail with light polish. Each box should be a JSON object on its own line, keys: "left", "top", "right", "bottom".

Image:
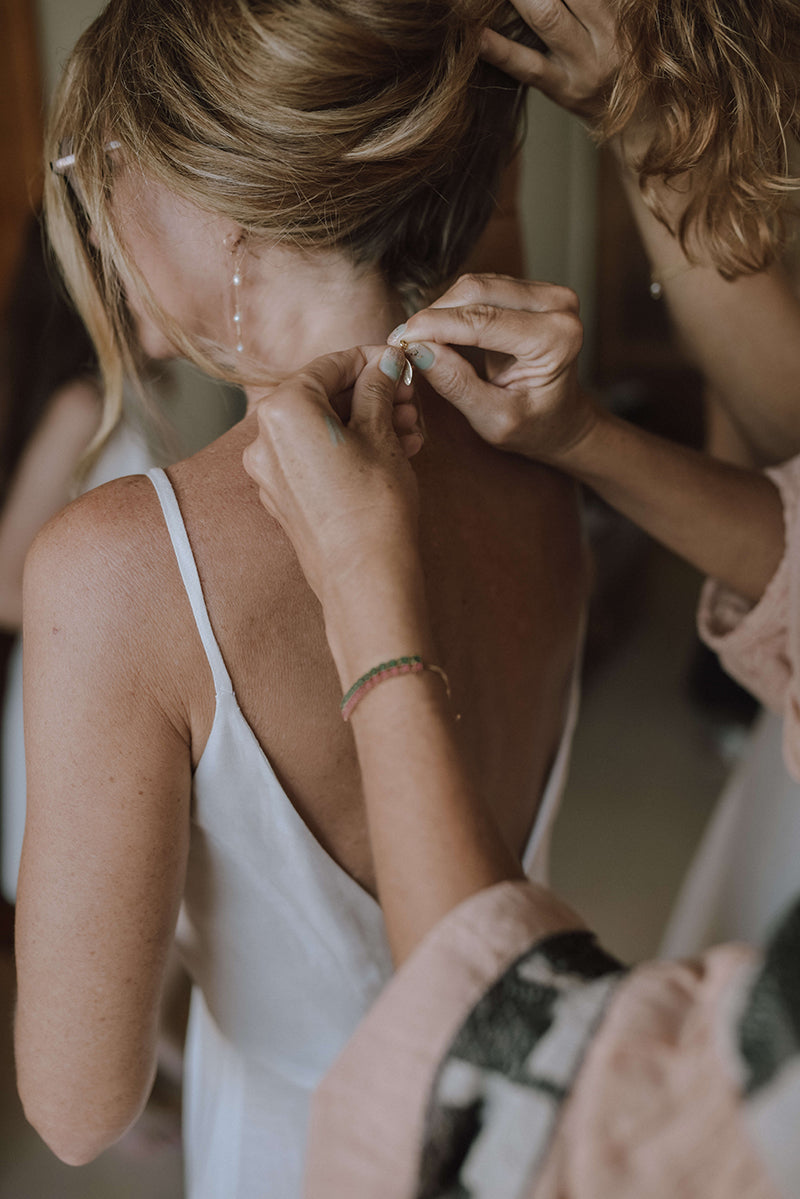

{"left": 386, "top": 323, "right": 407, "bottom": 346}
{"left": 379, "top": 347, "right": 404, "bottom": 381}
{"left": 406, "top": 343, "right": 435, "bottom": 370}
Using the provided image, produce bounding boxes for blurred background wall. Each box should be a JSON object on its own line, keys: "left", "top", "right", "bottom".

{"left": 36, "top": 0, "right": 102, "bottom": 86}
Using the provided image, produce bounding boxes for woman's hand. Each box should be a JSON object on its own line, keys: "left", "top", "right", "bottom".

{"left": 243, "top": 345, "right": 420, "bottom": 606}
{"left": 481, "top": 0, "right": 619, "bottom": 120}
{"left": 390, "top": 274, "right": 598, "bottom": 465}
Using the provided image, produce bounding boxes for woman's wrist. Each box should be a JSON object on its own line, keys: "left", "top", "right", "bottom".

{"left": 527, "top": 389, "right": 606, "bottom": 473}
{"left": 543, "top": 401, "right": 616, "bottom": 480}
{"left": 321, "top": 552, "right": 435, "bottom": 691}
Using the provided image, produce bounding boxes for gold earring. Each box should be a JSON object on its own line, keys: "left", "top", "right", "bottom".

{"left": 398, "top": 339, "right": 413, "bottom": 386}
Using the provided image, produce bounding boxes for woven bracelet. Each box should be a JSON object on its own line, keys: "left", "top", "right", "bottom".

{"left": 340, "top": 656, "right": 451, "bottom": 722}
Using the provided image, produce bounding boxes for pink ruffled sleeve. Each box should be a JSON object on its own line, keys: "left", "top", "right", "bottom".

{"left": 304, "top": 880, "right": 794, "bottom": 1199}
{"left": 303, "top": 881, "right": 592, "bottom": 1199}
{"left": 697, "top": 455, "right": 800, "bottom": 781}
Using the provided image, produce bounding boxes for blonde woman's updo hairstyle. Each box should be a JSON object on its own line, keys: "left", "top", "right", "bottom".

{"left": 602, "top": 0, "right": 800, "bottom": 278}
{"left": 44, "top": 0, "right": 539, "bottom": 466}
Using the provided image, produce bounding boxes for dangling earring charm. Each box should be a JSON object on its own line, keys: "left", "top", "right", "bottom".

{"left": 398, "top": 339, "right": 414, "bottom": 386}
{"left": 232, "top": 253, "right": 244, "bottom": 354}
{"left": 226, "top": 233, "right": 245, "bottom": 355}
{"left": 233, "top": 271, "right": 243, "bottom": 354}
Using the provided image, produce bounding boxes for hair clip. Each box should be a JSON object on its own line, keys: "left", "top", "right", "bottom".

{"left": 50, "top": 140, "right": 121, "bottom": 175}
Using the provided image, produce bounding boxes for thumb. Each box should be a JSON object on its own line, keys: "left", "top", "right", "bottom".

{"left": 349, "top": 346, "right": 406, "bottom": 433}
{"left": 403, "top": 341, "right": 508, "bottom": 441}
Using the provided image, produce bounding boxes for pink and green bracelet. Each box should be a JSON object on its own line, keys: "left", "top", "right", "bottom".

{"left": 340, "top": 655, "right": 450, "bottom": 722}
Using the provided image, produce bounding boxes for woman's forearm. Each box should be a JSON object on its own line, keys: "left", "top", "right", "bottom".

{"left": 323, "top": 564, "right": 524, "bottom": 966}
{"left": 617, "top": 160, "right": 800, "bottom": 465}
{"left": 394, "top": 273, "right": 785, "bottom": 601}
{"left": 558, "top": 407, "right": 785, "bottom": 602}
{"left": 242, "top": 348, "right": 579, "bottom": 966}
{"left": 350, "top": 671, "right": 523, "bottom": 965}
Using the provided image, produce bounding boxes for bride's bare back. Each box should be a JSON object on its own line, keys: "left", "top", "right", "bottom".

{"left": 152, "top": 382, "right": 584, "bottom": 894}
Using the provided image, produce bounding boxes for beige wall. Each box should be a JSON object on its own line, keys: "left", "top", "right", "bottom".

{"left": 35, "top": 0, "right": 104, "bottom": 96}
{"left": 521, "top": 93, "right": 598, "bottom": 370}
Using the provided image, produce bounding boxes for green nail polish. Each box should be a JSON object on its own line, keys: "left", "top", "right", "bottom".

{"left": 407, "top": 343, "right": 435, "bottom": 370}
{"left": 387, "top": 323, "right": 407, "bottom": 346}
{"left": 379, "top": 348, "right": 403, "bottom": 381}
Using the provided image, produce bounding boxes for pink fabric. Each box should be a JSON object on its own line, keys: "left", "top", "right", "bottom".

{"left": 304, "top": 882, "right": 779, "bottom": 1199}
{"left": 697, "top": 455, "right": 800, "bottom": 781}
{"left": 303, "top": 881, "right": 584, "bottom": 1198}
{"left": 532, "top": 947, "right": 777, "bottom": 1199}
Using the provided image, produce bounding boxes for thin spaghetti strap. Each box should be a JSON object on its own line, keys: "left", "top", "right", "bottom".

{"left": 147, "top": 468, "right": 234, "bottom": 697}
{"left": 522, "top": 612, "right": 586, "bottom": 878}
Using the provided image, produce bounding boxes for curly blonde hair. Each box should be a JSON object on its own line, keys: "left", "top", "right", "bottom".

{"left": 44, "top": 0, "right": 537, "bottom": 469}
{"left": 601, "top": 0, "right": 800, "bottom": 277}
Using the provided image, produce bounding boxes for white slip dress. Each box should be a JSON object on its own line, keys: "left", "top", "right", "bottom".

{"left": 146, "top": 466, "right": 582, "bottom": 1199}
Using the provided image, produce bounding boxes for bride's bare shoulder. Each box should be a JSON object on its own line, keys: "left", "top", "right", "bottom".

{"left": 29, "top": 473, "right": 169, "bottom": 585}
{"left": 23, "top": 472, "right": 182, "bottom": 654}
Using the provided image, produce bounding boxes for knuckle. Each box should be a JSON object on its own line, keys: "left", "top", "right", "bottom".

{"left": 463, "top": 302, "right": 497, "bottom": 332}
{"left": 432, "top": 356, "right": 465, "bottom": 399}
{"left": 565, "top": 312, "right": 585, "bottom": 354}
{"left": 256, "top": 391, "right": 296, "bottom": 437}
{"left": 537, "top": 283, "right": 579, "bottom": 314}
{"left": 489, "top": 39, "right": 512, "bottom": 68}
{"left": 254, "top": 396, "right": 276, "bottom": 433}
{"left": 492, "top": 404, "right": 523, "bottom": 449}
{"left": 361, "top": 376, "right": 393, "bottom": 408}
{"left": 243, "top": 439, "right": 267, "bottom": 479}
{"left": 451, "top": 273, "right": 489, "bottom": 304}
{"left": 556, "top": 285, "right": 581, "bottom": 315}
{"left": 293, "top": 368, "right": 320, "bottom": 395}
{"left": 548, "top": 310, "right": 583, "bottom": 358}
{"left": 527, "top": 1, "right": 562, "bottom": 37}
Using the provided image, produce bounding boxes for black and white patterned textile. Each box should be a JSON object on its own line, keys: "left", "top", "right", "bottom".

{"left": 735, "top": 896, "right": 800, "bottom": 1199}
{"left": 416, "top": 929, "right": 626, "bottom": 1199}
